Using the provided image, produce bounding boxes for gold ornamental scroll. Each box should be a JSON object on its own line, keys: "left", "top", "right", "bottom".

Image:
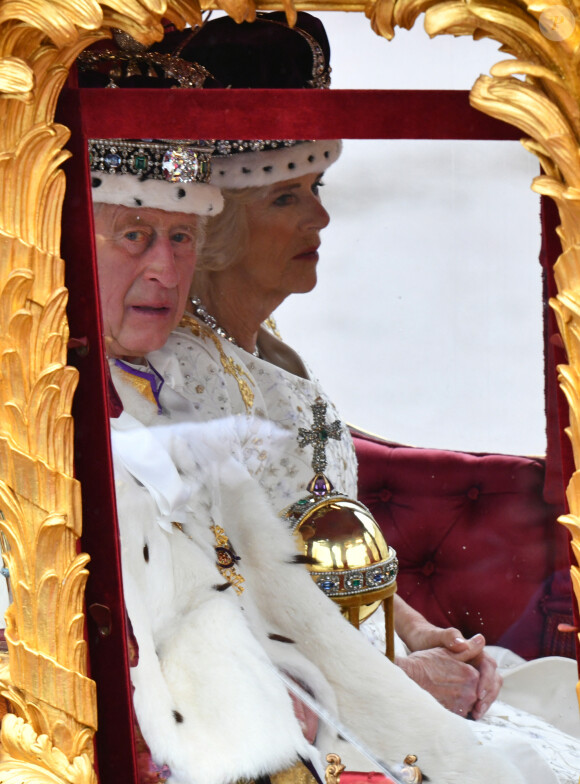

{"left": 1, "top": 2, "right": 580, "bottom": 784}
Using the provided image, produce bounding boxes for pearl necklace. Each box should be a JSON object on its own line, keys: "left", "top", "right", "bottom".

{"left": 189, "top": 296, "right": 260, "bottom": 358}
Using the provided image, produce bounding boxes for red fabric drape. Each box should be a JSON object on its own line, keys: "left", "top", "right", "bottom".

{"left": 540, "top": 194, "right": 579, "bottom": 662}
{"left": 339, "top": 771, "right": 398, "bottom": 784}
{"left": 58, "top": 90, "right": 140, "bottom": 784}
{"left": 62, "top": 86, "right": 521, "bottom": 140}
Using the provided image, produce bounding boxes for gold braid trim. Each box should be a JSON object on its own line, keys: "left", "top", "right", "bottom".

{"left": 264, "top": 316, "right": 282, "bottom": 340}
{"left": 271, "top": 761, "right": 318, "bottom": 784}
{"left": 210, "top": 524, "right": 245, "bottom": 595}
{"left": 114, "top": 365, "right": 158, "bottom": 407}
{"left": 235, "top": 760, "right": 318, "bottom": 784}
{"left": 179, "top": 314, "right": 255, "bottom": 413}
{"left": 172, "top": 521, "right": 245, "bottom": 595}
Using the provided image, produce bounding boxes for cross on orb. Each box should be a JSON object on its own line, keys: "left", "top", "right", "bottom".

{"left": 297, "top": 397, "right": 342, "bottom": 474}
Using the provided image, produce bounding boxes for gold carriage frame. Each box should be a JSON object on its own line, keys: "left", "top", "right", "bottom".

{"left": 1, "top": 1, "right": 580, "bottom": 782}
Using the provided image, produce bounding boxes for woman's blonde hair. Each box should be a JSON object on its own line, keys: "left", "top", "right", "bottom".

{"left": 195, "top": 185, "right": 270, "bottom": 274}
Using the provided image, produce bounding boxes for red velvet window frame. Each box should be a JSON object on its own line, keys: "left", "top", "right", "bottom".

{"left": 57, "top": 86, "right": 564, "bottom": 784}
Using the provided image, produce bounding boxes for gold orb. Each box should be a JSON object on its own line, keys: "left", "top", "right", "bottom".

{"left": 282, "top": 489, "right": 398, "bottom": 632}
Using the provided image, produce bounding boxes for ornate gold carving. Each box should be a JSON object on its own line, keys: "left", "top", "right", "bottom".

{"left": 325, "top": 753, "right": 345, "bottom": 784}
{"left": 1, "top": 2, "right": 580, "bottom": 784}
{"left": 0, "top": 714, "right": 95, "bottom": 783}
{"left": 0, "top": 58, "right": 34, "bottom": 99}
{"left": 400, "top": 754, "right": 423, "bottom": 783}
{"left": 0, "top": 3, "right": 108, "bottom": 782}
{"left": 325, "top": 752, "right": 423, "bottom": 783}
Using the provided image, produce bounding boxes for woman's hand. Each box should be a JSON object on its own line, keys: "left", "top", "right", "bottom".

{"left": 396, "top": 648, "right": 480, "bottom": 716}
{"left": 393, "top": 596, "right": 502, "bottom": 718}
{"left": 446, "top": 635, "right": 503, "bottom": 720}
{"left": 396, "top": 637, "right": 502, "bottom": 719}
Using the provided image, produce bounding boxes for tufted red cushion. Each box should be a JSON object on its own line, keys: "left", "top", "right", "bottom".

{"left": 353, "top": 430, "right": 572, "bottom": 658}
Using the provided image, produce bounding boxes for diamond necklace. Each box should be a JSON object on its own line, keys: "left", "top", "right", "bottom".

{"left": 189, "top": 296, "right": 260, "bottom": 358}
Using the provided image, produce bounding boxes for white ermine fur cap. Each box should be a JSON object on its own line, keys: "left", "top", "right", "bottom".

{"left": 89, "top": 138, "right": 224, "bottom": 216}
{"left": 211, "top": 139, "right": 342, "bottom": 189}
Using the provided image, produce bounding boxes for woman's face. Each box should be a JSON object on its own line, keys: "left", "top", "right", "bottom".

{"left": 238, "top": 172, "right": 330, "bottom": 301}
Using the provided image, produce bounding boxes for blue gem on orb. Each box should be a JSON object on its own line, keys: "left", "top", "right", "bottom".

{"left": 317, "top": 576, "right": 339, "bottom": 593}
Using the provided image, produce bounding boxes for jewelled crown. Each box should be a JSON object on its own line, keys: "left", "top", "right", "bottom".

{"left": 90, "top": 139, "right": 213, "bottom": 182}
{"left": 159, "top": 12, "right": 331, "bottom": 90}
{"left": 77, "top": 12, "right": 331, "bottom": 91}
{"left": 77, "top": 32, "right": 214, "bottom": 89}
{"left": 89, "top": 139, "right": 223, "bottom": 216}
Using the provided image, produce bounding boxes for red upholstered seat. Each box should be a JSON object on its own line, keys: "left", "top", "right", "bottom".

{"left": 353, "top": 429, "right": 574, "bottom": 659}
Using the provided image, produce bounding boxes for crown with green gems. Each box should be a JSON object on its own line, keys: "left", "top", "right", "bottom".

{"left": 89, "top": 139, "right": 213, "bottom": 184}
{"left": 89, "top": 138, "right": 223, "bottom": 216}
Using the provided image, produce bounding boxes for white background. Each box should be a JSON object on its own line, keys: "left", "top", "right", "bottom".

{"left": 276, "top": 13, "right": 545, "bottom": 455}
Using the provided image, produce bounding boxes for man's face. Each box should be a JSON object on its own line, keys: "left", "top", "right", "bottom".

{"left": 94, "top": 204, "right": 198, "bottom": 360}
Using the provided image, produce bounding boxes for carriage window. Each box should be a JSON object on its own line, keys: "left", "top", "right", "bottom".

{"left": 277, "top": 137, "right": 543, "bottom": 454}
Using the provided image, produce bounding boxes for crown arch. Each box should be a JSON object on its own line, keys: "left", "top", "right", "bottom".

{"left": 0, "top": 1, "right": 579, "bottom": 783}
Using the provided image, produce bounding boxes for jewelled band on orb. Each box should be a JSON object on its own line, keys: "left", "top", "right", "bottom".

{"left": 314, "top": 553, "right": 399, "bottom": 598}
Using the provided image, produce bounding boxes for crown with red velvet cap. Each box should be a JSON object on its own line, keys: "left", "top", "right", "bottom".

{"left": 172, "top": 14, "right": 339, "bottom": 188}
{"left": 77, "top": 12, "right": 331, "bottom": 90}
{"left": 80, "top": 12, "right": 337, "bottom": 202}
